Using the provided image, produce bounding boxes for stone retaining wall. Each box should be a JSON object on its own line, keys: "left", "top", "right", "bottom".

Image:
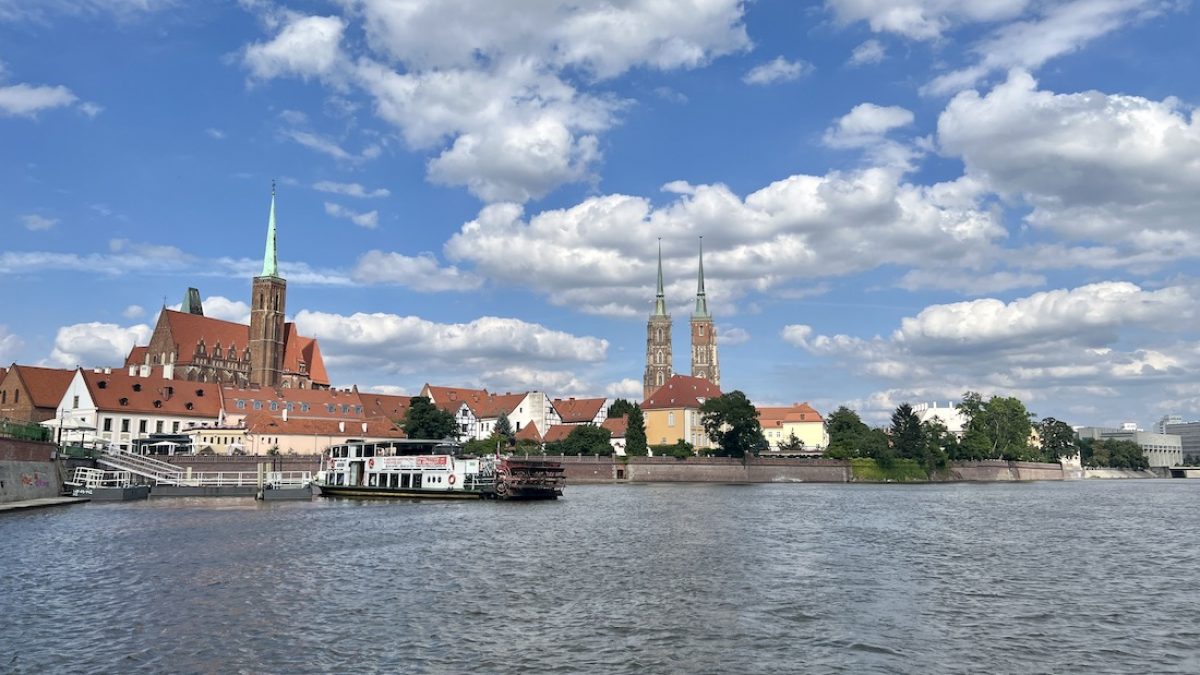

{"left": 948, "top": 460, "right": 1065, "bottom": 482}
{"left": 0, "top": 438, "right": 61, "bottom": 503}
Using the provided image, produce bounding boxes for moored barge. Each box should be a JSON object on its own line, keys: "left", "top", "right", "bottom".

{"left": 316, "top": 439, "right": 564, "bottom": 500}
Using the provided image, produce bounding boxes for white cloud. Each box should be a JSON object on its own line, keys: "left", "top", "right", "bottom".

{"left": 324, "top": 202, "right": 379, "bottom": 229}
{"left": 313, "top": 180, "right": 390, "bottom": 198}
{"left": 0, "top": 325, "right": 22, "bottom": 363}
{"left": 825, "top": 0, "right": 1032, "bottom": 40}
{"left": 0, "top": 0, "right": 175, "bottom": 22}
{"left": 351, "top": 250, "right": 483, "bottom": 292}
{"left": 242, "top": 14, "right": 347, "bottom": 83}
{"left": 939, "top": 70, "right": 1200, "bottom": 264}
{"left": 20, "top": 214, "right": 57, "bottom": 231}
{"left": 823, "top": 103, "right": 914, "bottom": 147}
{"left": 206, "top": 128, "right": 225, "bottom": 140}
{"left": 605, "top": 378, "right": 643, "bottom": 399}
{"left": 480, "top": 366, "right": 592, "bottom": 397}
{"left": 283, "top": 129, "right": 378, "bottom": 163}
{"left": 199, "top": 296, "right": 251, "bottom": 324}
{"left": 444, "top": 167, "right": 1003, "bottom": 316}
{"left": 292, "top": 310, "right": 608, "bottom": 378}
{"left": 48, "top": 321, "right": 152, "bottom": 368}
{"left": 365, "top": 384, "right": 409, "bottom": 396}
{"left": 718, "top": 327, "right": 750, "bottom": 346}
{"left": 743, "top": 57, "right": 813, "bottom": 86}
{"left": 848, "top": 39, "right": 886, "bottom": 66}
{"left": 897, "top": 269, "right": 1046, "bottom": 294}
{"left": 241, "top": 1, "right": 750, "bottom": 202}
{"left": 122, "top": 305, "right": 145, "bottom": 319}
{"left": 0, "top": 83, "right": 77, "bottom": 117}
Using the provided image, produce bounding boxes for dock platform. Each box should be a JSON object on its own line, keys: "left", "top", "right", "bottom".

{"left": 0, "top": 497, "right": 89, "bottom": 513}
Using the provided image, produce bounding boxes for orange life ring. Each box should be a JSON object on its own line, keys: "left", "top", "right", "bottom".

{"left": 448, "top": 474, "right": 456, "bottom": 485}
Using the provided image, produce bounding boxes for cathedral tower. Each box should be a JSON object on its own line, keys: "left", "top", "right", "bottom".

{"left": 643, "top": 240, "right": 673, "bottom": 401}
{"left": 249, "top": 183, "right": 287, "bottom": 388}
{"left": 690, "top": 237, "right": 719, "bottom": 388}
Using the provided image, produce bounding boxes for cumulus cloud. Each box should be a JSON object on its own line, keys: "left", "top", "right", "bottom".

{"left": 897, "top": 269, "right": 1046, "bottom": 295}
{"left": 481, "top": 366, "right": 592, "bottom": 397}
{"left": 48, "top": 321, "right": 152, "bottom": 368}
{"left": 283, "top": 129, "right": 379, "bottom": 163}
{"left": 122, "top": 305, "right": 145, "bottom": 319}
{"left": 0, "top": 83, "right": 78, "bottom": 117}
{"left": 444, "top": 167, "right": 1003, "bottom": 316}
{"left": 324, "top": 202, "right": 379, "bottom": 229}
{"left": 823, "top": 103, "right": 914, "bottom": 147}
{"left": 743, "top": 57, "right": 813, "bottom": 85}
{"left": 0, "top": 325, "right": 22, "bottom": 363}
{"left": 199, "top": 296, "right": 251, "bottom": 324}
{"left": 939, "top": 70, "right": 1200, "bottom": 264}
{"left": 241, "top": 1, "right": 750, "bottom": 202}
{"left": 848, "top": 39, "right": 886, "bottom": 66}
{"left": 313, "top": 180, "right": 390, "bottom": 198}
{"left": 605, "top": 378, "right": 644, "bottom": 399}
{"left": 825, "top": 0, "right": 1030, "bottom": 40}
{"left": 292, "top": 310, "right": 608, "bottom": 378}
{"left": 351, "top": 250, "right": 483, "bottom": 292}
{"left": 718, "top": 326, "right": 750, "bottom": 346}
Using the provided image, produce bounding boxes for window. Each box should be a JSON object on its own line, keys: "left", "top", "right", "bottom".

{"left": 236, "top": 400, "right": 245, "bottom": 409}
{"left": 699, "top": 325, "right": 705, "bottom": 336}
{"left": 270, "top": 401, "right": 278, "bottom": 411}
{"left": 72, "top": 395, "right": 79, "bottom": 409}
{"left": 668, "top": 412, "right": 675, "bottom": 427}
{"left": 13, "top": 390, "right": 18, "bottom": 403}
{"left": 172, "top": 422, "right": 180, "bottom": 433}
{"left": 253, "top": 401, "right": 263, "bottom": 410}
{"left": 1, "top": 391, "right": 5, "bottom": 404}
{"left": 139, "top": 420, "right": 147, "bottom": 433}
{"left": 155, "top": 421, "right": 164, "bottom": 433}
{"left": 103, "top": 418, "right": 113, "bottom": 432}
{"left": 121, "top": 419, "right": 130, "bottom": 433}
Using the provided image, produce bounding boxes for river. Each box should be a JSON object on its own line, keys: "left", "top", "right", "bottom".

{"left": 1, "top": 480, "right": 1197, "bottom": 674}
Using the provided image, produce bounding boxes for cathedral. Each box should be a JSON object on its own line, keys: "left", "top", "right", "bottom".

{"left": 643, "top": 238, "right": 720, "bottom": 401}
{"left": 125, "top": 186, "right": 330, "bottom": 390}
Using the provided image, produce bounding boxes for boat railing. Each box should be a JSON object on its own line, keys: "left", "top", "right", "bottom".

{"left": 174, "top": 471, "right": 313, "bottom": 487}
{"left": 66, "top": 467, "right": 135, "bottom": 493}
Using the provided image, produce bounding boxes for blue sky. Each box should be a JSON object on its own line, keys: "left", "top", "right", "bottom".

{"left": 3, "top": 0, "right": 1200, "bottom": 428}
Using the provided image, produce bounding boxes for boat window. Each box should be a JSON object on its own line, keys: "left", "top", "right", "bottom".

{"left": 401, "top": 473, "right": 411, "bottom": 488}
{"left": 368, "top": 474, "right": 378, "bottom": 487}
{"left": 413, "top": 473, "right": 422, "bottom": 489}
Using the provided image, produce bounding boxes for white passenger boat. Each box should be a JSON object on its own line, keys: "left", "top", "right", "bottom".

{"left": 316, "top": 439, "right": 564, "bottom": 500}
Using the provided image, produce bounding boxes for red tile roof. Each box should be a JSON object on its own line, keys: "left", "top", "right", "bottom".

{"left": 222, "top": 386, "right": 367, "bottom": 419}
{"left": 162, "top": 310, "right": 249, "bottom": 362}
{"left": 515, "top": 421, "right": 543, "bottom": 443}
{"left": 125, "top": 346, "right": 149, "bottom": 367}
{"left": 641, "top": 375, "right": 722, "bottom": 411}
{"left": 552, "top": 397, "right": 606, "bottom": 423}
{"left": 542, "top": 424, "right": 576, "bottom": 443}
{"left": 601, "top": 416, "right": 628, "bottom": 438}
{"left": 360, "top": 393, "right": 412, "bottom": 421}
{"left": 243, "top": 411, "right": 406, "bottom": 438}
{"left": 476, "top": 392, "right": 527, "bottom": 419}
{"left": 7, "top": 364, "right": 77, "bottom": 409}
{"left": 281, "top": 323, "right": 330, "bottom": 386}
{"left": 757, "top": 403, "right": 824, "bottom": 428}
{"left": 422, "top": 385, "right": 490, "bottom": 414}
{"left": 83, "top": 370, "right": 222, "bottom": 418}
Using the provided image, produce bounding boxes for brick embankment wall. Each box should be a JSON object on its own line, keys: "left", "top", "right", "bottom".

{"left": 0, "top": 438, "right": 61, "bottom": 502}
{"left": 165, "top": 455, "right": 322, "bottom": 474}
{"left": 543, "top": 456, "right": 854, "bottom": 483}
{"left": 948, "top": 460, "right": 1065, "bottom": 481}
{"left": 746, "top": 458, "right": 852, "bottom": 483}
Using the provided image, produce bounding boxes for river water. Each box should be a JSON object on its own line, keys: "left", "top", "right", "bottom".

{"left": 1, "top": 480, "right": 1197, "bottom": 674}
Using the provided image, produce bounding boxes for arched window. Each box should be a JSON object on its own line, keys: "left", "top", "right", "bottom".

{"left": 258, "top": 292, "right": 264, "bottom": 310}
{"left": 699, "top": 325, "right": 705, "bottom": 336}
{"left": 656, "top": 372, "right": 664, "bottom": 386}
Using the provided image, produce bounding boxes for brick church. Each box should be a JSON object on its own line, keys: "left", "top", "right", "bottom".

{"left": 643, "top": 238, "right": 720, "bottom": 401}
{"left": 125, "top": 186, "right": 330, "bottom": 390}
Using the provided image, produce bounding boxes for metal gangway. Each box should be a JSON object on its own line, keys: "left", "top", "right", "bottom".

{"left": 97, "top": 449, "right": 311, "bottom": 488}
{"left": 65, "top": 467, "right": 135, "bottom": 495}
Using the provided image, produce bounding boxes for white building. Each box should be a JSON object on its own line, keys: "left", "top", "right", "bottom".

{"left": 1076, "top": 427, "right": 1183, "bottom": 468}
{"left": 913, "top": 402, "right": 968, "bottom": 438}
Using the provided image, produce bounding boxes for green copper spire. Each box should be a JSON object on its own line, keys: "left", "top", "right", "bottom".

{"left": 693, "top": 236, "right": 710, "bottom": 318}
{"left": 653, "top": 238, "right": 668, "bottom": 317}
{"left": 261, "top": 181, "right": 278, "bottom": 277}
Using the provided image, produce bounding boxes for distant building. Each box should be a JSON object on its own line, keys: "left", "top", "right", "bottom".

{"left": 551, "top": 397, "right": 609, "bottom": 427}
{"left": 642, "top": 239, "right": 719, "bottom": 401}
{"left": 1164, "top": 422, "right": 1200, "bottom": 464}
{"left": 913, "top": 402, "right": 968, "bottom": 438}
{"left": 1156, "top": 415, "right": 1184, "bottom": 434}
{"left": 642, "top": 374, "right": 722, "bottom": 451}
{"left": 1076, "top": 427, "right": 1182, "bottom": 468}
{"left": 758, "top": 403, "right": 827, "bottom": 453}
{"left": 0, "top": 364, "right": 76, "bottom": 423}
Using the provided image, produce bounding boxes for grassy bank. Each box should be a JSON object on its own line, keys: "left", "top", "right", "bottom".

{"left": 850, "top": 458, "right": 929, "bottom": 482}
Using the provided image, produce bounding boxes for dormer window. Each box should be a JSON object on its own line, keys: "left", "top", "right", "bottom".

{"left": 132, "top": 383, "right": 142, "bottom": 392}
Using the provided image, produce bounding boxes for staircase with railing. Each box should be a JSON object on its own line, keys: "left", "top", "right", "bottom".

{"left": 97, "top": 449, "right": 186, "bottom": 484}
{"left": 97, "top": 449, "right": 311, "bottom": 488}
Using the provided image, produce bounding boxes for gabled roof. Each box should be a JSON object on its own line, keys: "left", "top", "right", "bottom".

{"left": 125, "top": 346, "right": 149, "bottom": 366}
{"left": 515, "top": 421, "right": 543, "bottom": 443}
{"left": 542, "top": 424, "right": 576, "bottom": 443}
{"left": 243, "top": 411, "right": 406, "bottom": 438}
{"left": 422, "top": 385, "right": 490, "bottom": 415}
{"left": 552, "top": 397, "right": 606, "bottom": 423}
{"left": 757, "top": 403, "right": 824, "bottom": 428}
{"left": 601, "top": 416, "right": 627, "bottom": 438}
{"left": 7, "top": 364, "right": 76, "bottom": 409}
{"left": 360, "top": 393, "right": 412, "bottom": 421}
{"left": 641, "top": 374, "right": 722, "bottom": 411}
{"left": 281, "top": 323, "right": 330, "bottom": 385}
{"left": 476, "top": 392, "right": 528, "bottom": 419}
{"left": 82, "top": 370, "right": 222, "bottom": 418}
{"left": 161, "top": 310, "right": 249, "bottom": 363}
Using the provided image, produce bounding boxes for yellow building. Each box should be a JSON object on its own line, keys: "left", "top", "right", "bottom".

{"left": 758, "top": 403, "right": 827, "bottom": 454}
{"left": 642, "top": 374, "right": 723, "bottom": 452}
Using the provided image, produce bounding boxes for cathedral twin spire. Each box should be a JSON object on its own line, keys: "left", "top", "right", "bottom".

{"left": 643, "top": 237, "right": 720, "bottom": 401}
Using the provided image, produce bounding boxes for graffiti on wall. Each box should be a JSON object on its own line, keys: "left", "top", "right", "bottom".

{"left": 20, "top": 472, "right": 50, "bottom": 489}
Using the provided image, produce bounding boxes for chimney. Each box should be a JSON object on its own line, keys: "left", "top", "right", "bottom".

{"left": 282, "top": 408, "right": 288, "bottom": 422}
{"left": 339, "top": 421, "right": 345, "bottom": 433}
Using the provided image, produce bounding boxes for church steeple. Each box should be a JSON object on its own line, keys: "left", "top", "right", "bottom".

{"left": 262, "top": 180, "right": 279, "bottom": 278}
{"left": 693, "top": 236, "right": 710, "bottom": 318}
{"left": 653, "top": 238, "right": 667, "bottom": 317}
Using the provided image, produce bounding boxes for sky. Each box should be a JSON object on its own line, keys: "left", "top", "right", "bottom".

{"left": 3, "top": 0, "right": 1200, "bottom": 428}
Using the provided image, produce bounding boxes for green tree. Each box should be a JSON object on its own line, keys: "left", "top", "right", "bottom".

{"left": 557, "top": 425, "right": 613, "bottom": 456}
{"left": 493, "top": 413, "right": 513, "bottom": 440}
{"left": 1038, "top": 417, "right": 1078, "bottom": 462}
{"left": 463, "top": 434, "right": 508, "bottom": 456}
{"left": 625, "top": 406, "right": 649, "bottom": 456}
{"left": 825, "top": 406, "right": 871, "bottom": 456}
{"left": 651, "top": 439, "right": 695, "bottom": 459}
{"left": 700, "top": 390, "right": 765, "bottom": 458}
{"left": 404, "top": 396, "right": 459, "bottom": 440}
{"left": 778, "top": 433, "right": 805, "bottom": 454}
{"left": 608, "top": 399, "right": 637, "bottom": 419}
{"left": 890, "top": 403, "right": 925, "bottom": 461}
{"left": 1081, "top": 438, "right": 1148, "bottom": 469}
{"left": 957, "top": 392, "right": 1035, "bottom": 460}
{"left": 920, "top": 419, "right": 954, "bottom": 473}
